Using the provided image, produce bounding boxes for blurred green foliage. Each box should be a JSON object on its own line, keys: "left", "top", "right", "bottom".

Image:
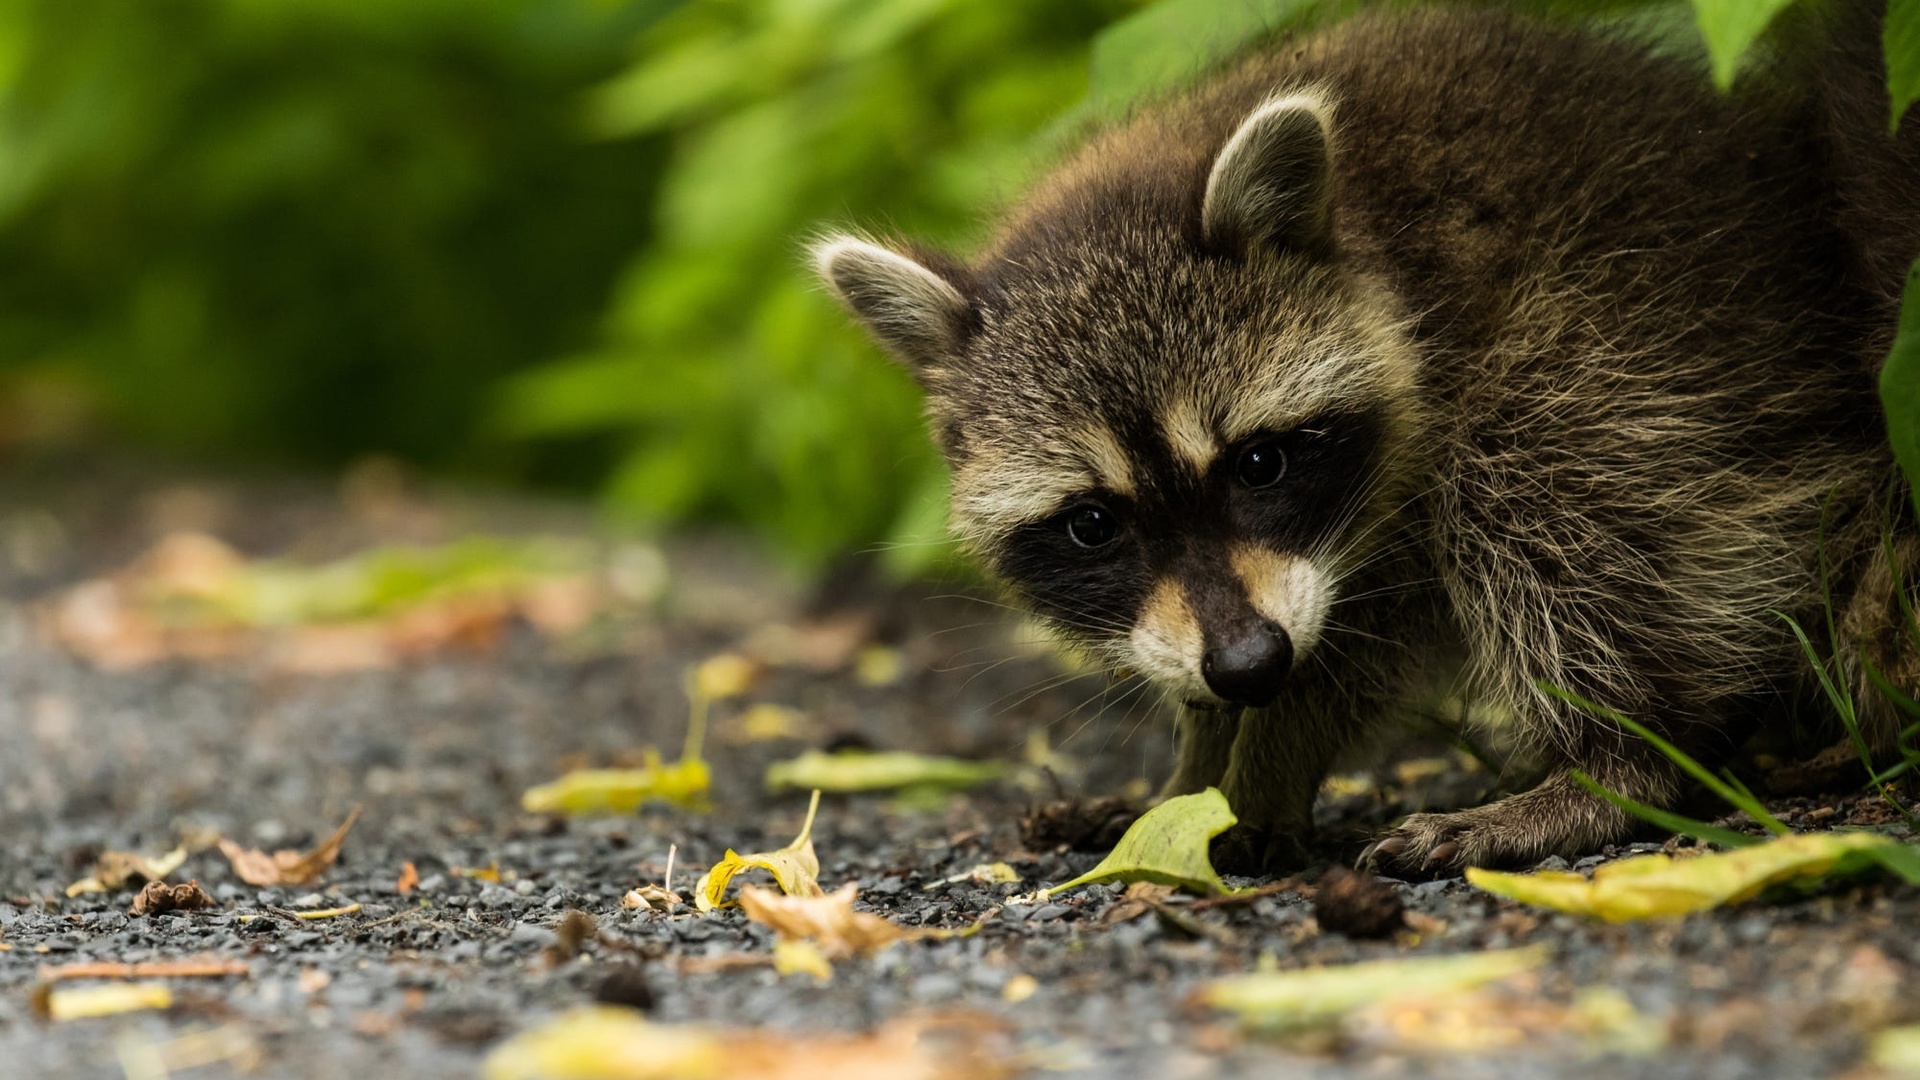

{"left": 494, "top": 0, "right": 1138, "bottom": 572}
{"left": 3, "top": 0, "right": 1915, "bottom": 572}
{"left": 0, "top": 0, "right": 671, "bottom": 473}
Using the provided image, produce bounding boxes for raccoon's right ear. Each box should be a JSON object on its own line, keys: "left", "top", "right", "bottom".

{"left": 1202, "top": 92, "right": 1334, "bottom": 258}
{"left": 811, "top": 235, "right": 971, "bottom": 376}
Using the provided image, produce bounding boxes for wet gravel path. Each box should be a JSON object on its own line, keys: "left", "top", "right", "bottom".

{"left": 1, "top": 462, "right": 1917, "bottom": 1079}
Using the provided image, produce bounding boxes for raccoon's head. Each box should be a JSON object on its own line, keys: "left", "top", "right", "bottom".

{"left": 814, "top": 91, "right": 1421, "bottom": 709}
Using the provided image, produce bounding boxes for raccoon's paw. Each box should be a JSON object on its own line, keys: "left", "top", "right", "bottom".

{"left": 1210, "top": 822, "right": 1310, "bottom": 878}
{"left": 1361, "top": 785, "right": 1633, "bottom": 879}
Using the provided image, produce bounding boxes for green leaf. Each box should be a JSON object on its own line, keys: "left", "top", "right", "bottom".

{"left": 1688, "top": 0, "right": 1797, "bottom": 90}
{"left": 1087, "top": 0, "right": 1325, "bottom": 112}
{"left": 1039, "top": 787, "right": 1247, "bottom": 898}
{"left": 1883, "top": 259, "right": 1920, "bottom": 521}
{"left": 1571, "top": 771, "right": 1762, "bottom": 849}
{"left": 1468, "top": 830, "right": 1920, "bottom": 921}
{"left": 1197, "top": 948, "right": 1548, "bottom": 1031}
{"left": 1889, "top": 0, "right": 1920, "bottom": 132}
{"left": 763, "top": 749, "right": 1007, "bottom": 794}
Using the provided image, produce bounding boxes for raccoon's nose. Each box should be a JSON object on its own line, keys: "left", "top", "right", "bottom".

{"left": 1201, "top": 620, "right": 1293, "bottom": 707}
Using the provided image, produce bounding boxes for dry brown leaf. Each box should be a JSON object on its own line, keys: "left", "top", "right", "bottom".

{"left": 739, "top": 884, "right": 909, "bottom": 957}
{"left": 38, "top": 957, "right": 248, "bottom": 982}
{"left": 218, "top": 808, "right": 361, "bottom": 887}
{"left": 397, "top": 861, "right": 419, "bottom": 895}
{"left": 66, "top": 846, "right": 188, "bottom": 897}
{"left": 129, "top": 879, "right": 216, "bottom": 916}
{"left": 621, "top": 885, "right": 682, "bottom": 913}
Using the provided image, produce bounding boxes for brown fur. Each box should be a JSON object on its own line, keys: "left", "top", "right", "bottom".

{"left": 815, "top": 5, "right": 1920, "bottom": 873}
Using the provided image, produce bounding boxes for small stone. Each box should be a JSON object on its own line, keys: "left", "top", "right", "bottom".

{"left": 1029, "top": 904, "right": 1071, "bottom": 922}
{"left": 509, "top": 923, "right": 555, "bottom": 947}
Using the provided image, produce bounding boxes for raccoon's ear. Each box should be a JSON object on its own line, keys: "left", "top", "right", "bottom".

{"left": 811, "top": 235, "right": 970, "bottom": 375}
{"left": 1202, "top": 92, "right": 1334, "bottom": 257}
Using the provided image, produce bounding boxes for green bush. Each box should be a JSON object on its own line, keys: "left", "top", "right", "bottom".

{"left": 0, "top": 0, "right": 671, "bottom": 475}
{"left": 492, "top": 0, "right": 1138, "bottom": 573}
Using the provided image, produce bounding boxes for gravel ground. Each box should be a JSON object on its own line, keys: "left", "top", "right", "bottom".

{"left": 1, "top": 458, "right": 1918, "bottom": 1079}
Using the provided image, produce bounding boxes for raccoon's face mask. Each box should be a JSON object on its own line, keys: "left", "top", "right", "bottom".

{"left": 815, "top": 92, "right": 1420, "bottom": 708}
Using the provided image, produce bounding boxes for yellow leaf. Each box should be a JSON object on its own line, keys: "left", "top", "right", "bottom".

{"left": 1874, "top": 1024, "right": 1920, "bottom": 1075}
{"left": 737, "top": 704, "right": 809, "bottom": 742}
{"left": 772, "top": 939, "right": 833, "bottom": 982}
{"left": 853, "top": 645, "right": 904, "bottom": 686}
{"left": 764, "top": 749, "right": 1005, "bottom": 794}
{"left": 1001, "top": 974, "right": 1039, "bottom": 1003}
{"left": 520, "top": 753, "right": 712, "bottom": 815}
{"left": 1038, "top": 787, "right": 1246, "bottom": 899}
{"left": 483, "top": 1007, "right": 725, "bottom": 1080}
{"left": 688, "top": 653, "right": 759, "bottom": 702}
{"left": 484, "top": 1008, "right": 1017, "bottom": 1080}
{"left": 1197, "top": 947, "right": 1547, "bottom": 1030}
{"left": 694, "top": 791, "right": 824, "bottom": 911}
{"left": 1466, "top": 830, "right": 1919, "bottom": 922}
{"left": 37, "top": 983, "right": 174, "bottom": 1022}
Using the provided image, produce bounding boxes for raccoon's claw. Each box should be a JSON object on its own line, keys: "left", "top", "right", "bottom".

{"left": 1210, "top": 822, "right": 1309, "bottom": 877}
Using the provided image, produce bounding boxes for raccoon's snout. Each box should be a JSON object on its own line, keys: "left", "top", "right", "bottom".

{"left": 1201, "top": 619, "right": 1293, "bottom": 706}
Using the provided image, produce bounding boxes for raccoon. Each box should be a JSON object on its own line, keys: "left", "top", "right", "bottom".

{"left": 813, "top": 5, "right": 1920, "bottom": 873}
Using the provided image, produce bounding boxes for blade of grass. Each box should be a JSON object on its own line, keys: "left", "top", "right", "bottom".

{"left": 1539, "top": 682, "right": 1790, "bottom": 835}
{"left": 1775, "top": 610, "right": 1873, "bottom": 774}
{"left": 1571, "top": 771, "right": 1762, "bottom": 848}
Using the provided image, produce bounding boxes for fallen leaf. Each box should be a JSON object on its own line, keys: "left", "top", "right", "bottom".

{"left": 621, "top": 885, "right": 682, "bottom": 913}
{"left": 764, "top": 749, "right": 1005, "bottom": 795}
{"left": 1036, "top": 788, "right": 1247, "bottom": 900}
{"left": 1466, "top": 830, "right": 1920, "bottom": 922}
{"left": 43, "top": 534, "right": 614, "bottom": 672}
{"left": 925, "top": 863, "right": 1020, "bottom": 890}
{"left": 1348, "top": 984, "right": 1665, "bottom": 1056}
{"left": 217, "top": 808, "right": 361, "bottom": 887}
{"left": 694, "top": 791, "right": 824, "bottom": 911}
{"left": 1195, "top": 947, "right": 1548, "bottom": 1031}
{"left": 688, "top": 653, "right": 760, "bottom": 701}
{"left": 772, "top": 939, "right": 833, "bottom": 982}
{"left": 1101, "top": 881, "right": 1177, "bottom": 926}
{"left": 129, "top": 879, "right": 216, "bottom": 916}
{"left": 1002, "top": 974, "right": 1039, "bottom": 1003}
{"left": 739, "top": 884, "right": 908, "bottom": 956}
{"left": 397, "top": 861, "right": 419, "bottom": 895}
{"left": 454, "top": 861, "right": 504, "bottom": 883}
{"left": 288, "top": 903, "right": 361, "bottom": 920}
{"left": 32, "top": 982, "right": 174, "bottom": 1021}
{"left": 853, "top": 645, "right": 904, "bottom": 686}
{"left": 729, "top": 704, "right": 812, "bottom": 743}
{"left": 520, "top": 754, "right": 713, "bottom": 815}
{"left": 482, "top": 1006, "right": 1016, "bottom": 1080}
{"left": 66, "top": 846, "right": 189, "bottom": 897}
{"left": 1876, "top": 1023, "right": 1920, "bottom": 1075}
{"left": 38, "top": 957, "right": 249, "bottom": 982}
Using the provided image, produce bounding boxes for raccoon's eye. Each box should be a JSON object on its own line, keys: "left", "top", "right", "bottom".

{"left": 1065, "top": 505, "right": 1120, "bottom": 549}
{"left": 1235, "top": 440, "right": 1287, "bottom": 488}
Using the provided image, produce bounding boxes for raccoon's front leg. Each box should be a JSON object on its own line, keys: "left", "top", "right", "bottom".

{"left": 1212, "top": 700, "right": 1361, "bottom": 874}
{"left": 1160, "top": 704, "right": 1242, "bottom": 797}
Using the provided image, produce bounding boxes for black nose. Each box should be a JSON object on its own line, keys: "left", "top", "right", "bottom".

{"left": 1201, "top": 621, "right": 1293, "bottom": 706}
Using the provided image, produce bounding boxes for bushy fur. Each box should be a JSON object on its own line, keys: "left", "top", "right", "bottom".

{"left": 815, "top": 5, "right": 1920, "bottom": 873}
